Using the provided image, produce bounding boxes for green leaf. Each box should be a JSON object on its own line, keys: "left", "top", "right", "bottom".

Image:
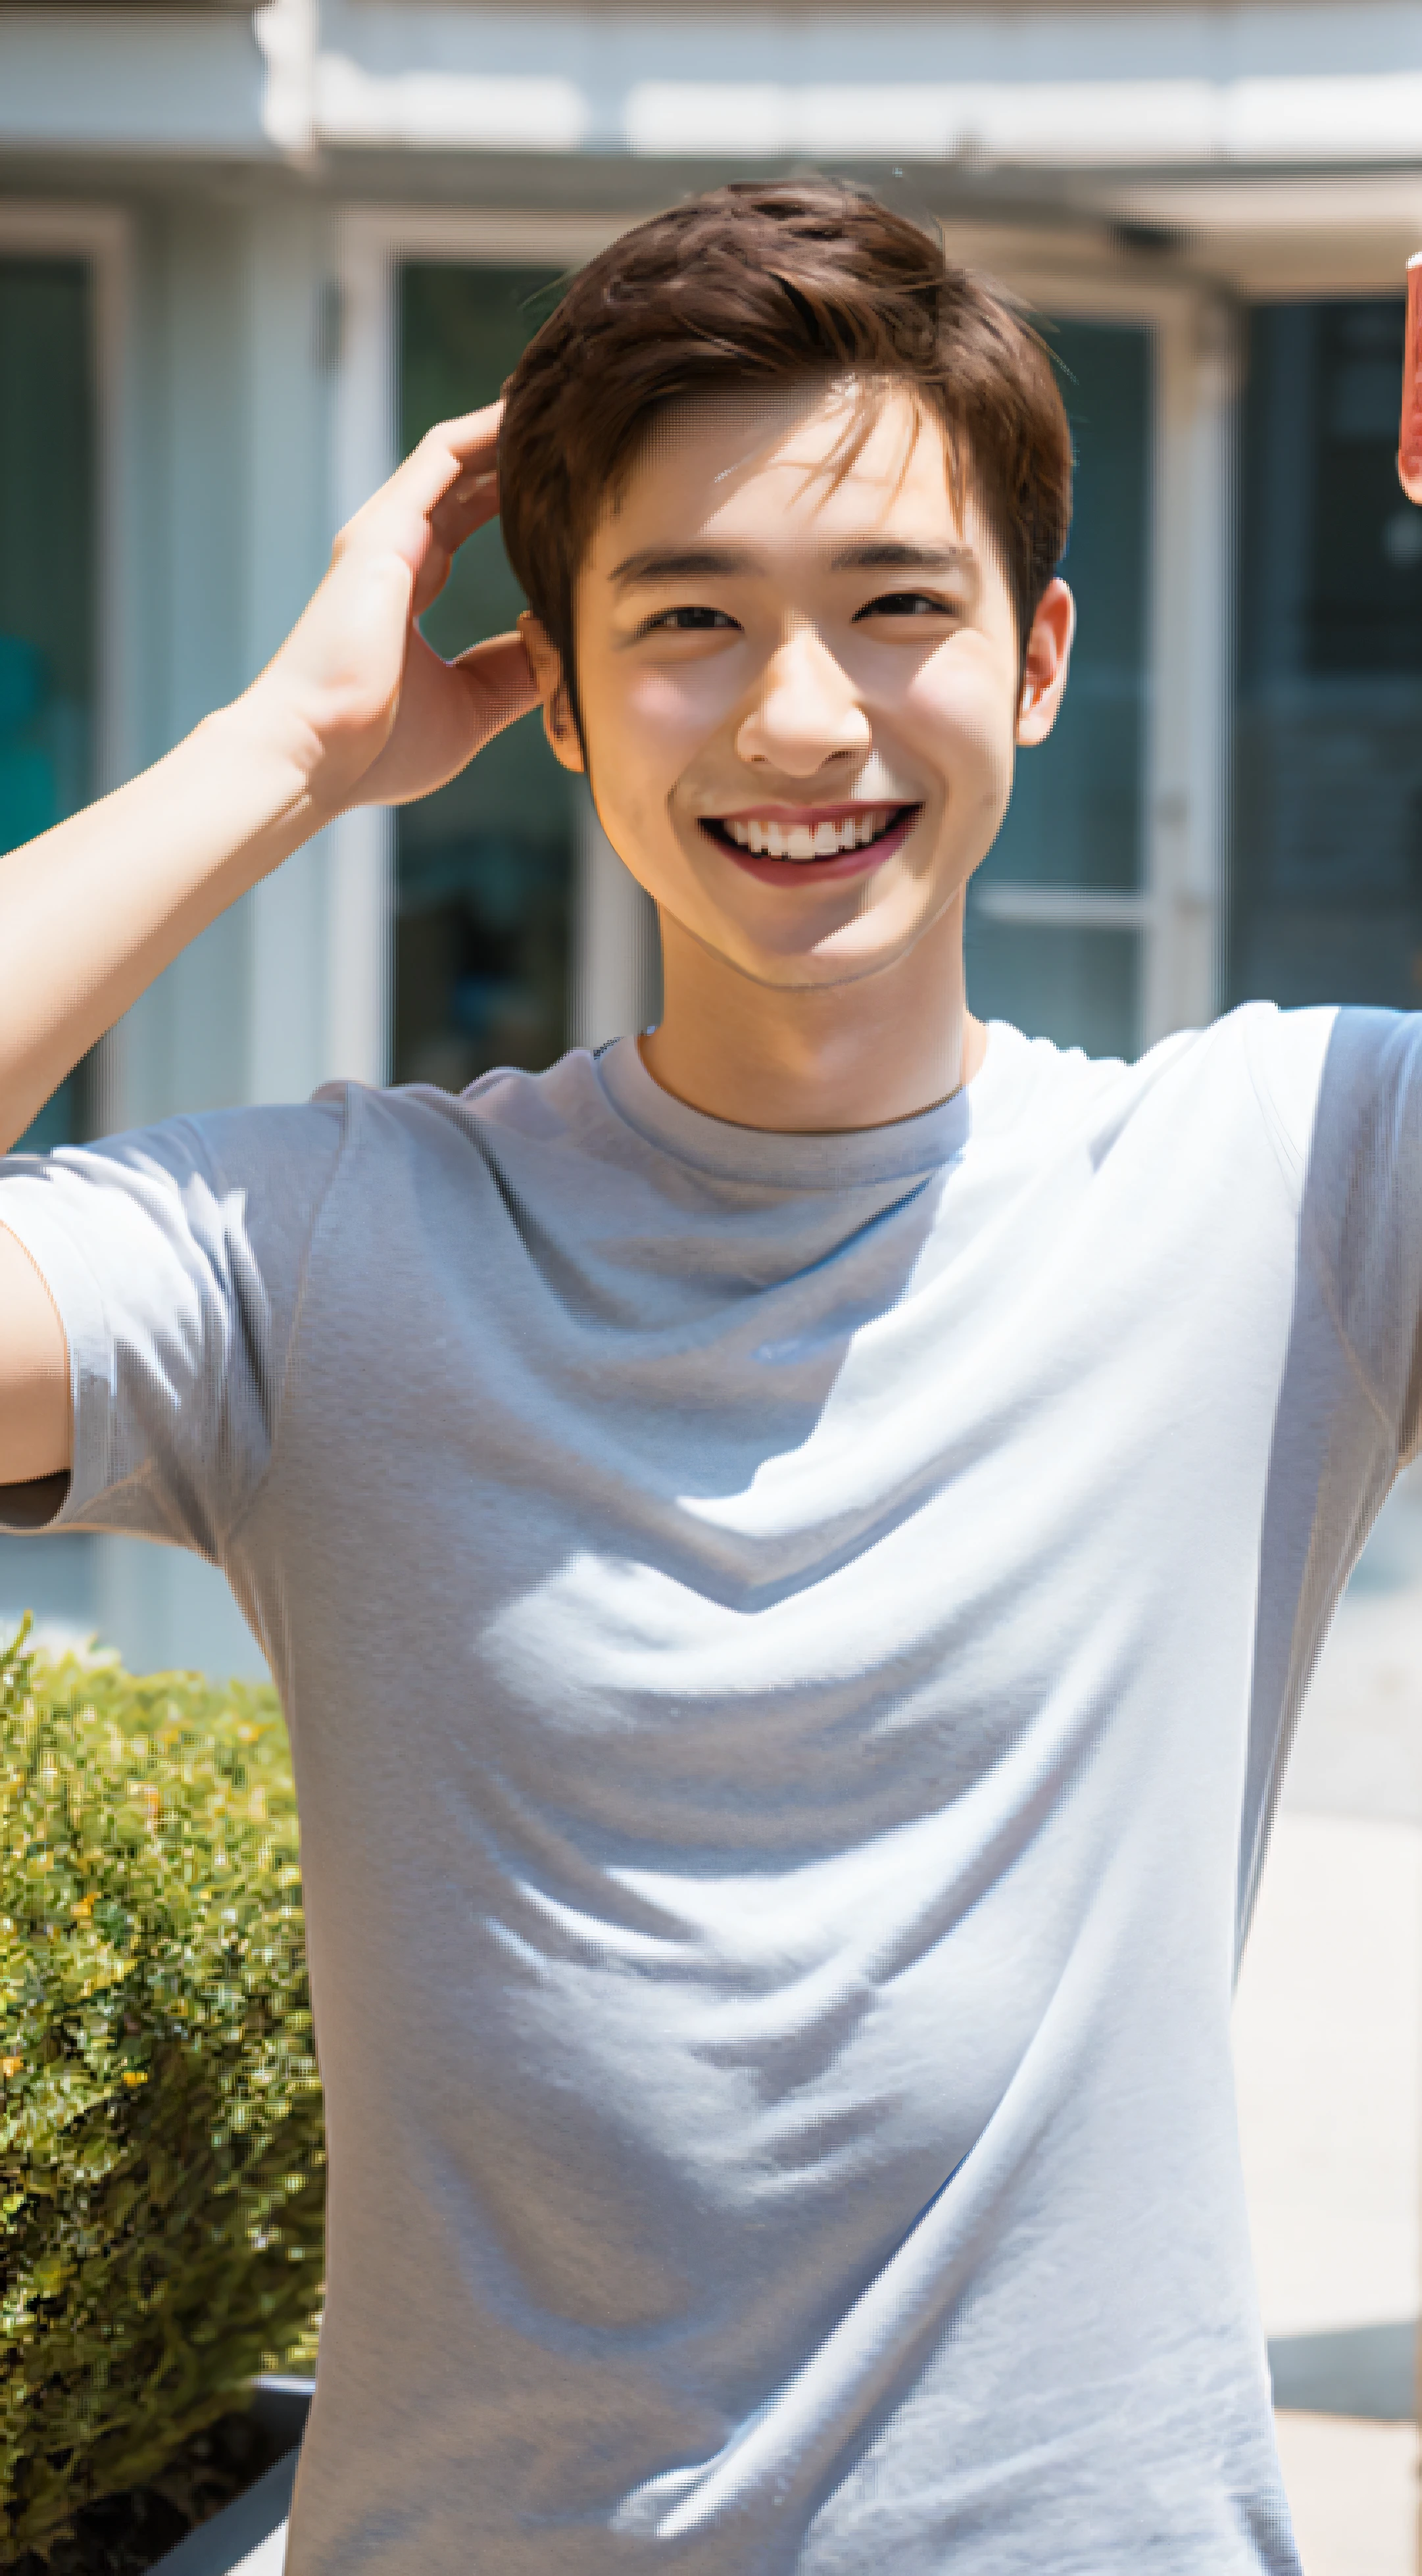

{"left": 0, "top": 1621, "right": 325, "bottom": 2556}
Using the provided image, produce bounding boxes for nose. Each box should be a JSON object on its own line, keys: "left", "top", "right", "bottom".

{"left": 735, "top": 627, "right": 871, "bottom": 777}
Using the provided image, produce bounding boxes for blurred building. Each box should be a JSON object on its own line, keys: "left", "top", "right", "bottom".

{"left": 4, "top": 0, "right": 1422, "bottom": 1670}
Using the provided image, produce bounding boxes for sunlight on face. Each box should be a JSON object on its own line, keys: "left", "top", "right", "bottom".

{"left": 551, "top": 380, "right": 1069, "bottom": 994}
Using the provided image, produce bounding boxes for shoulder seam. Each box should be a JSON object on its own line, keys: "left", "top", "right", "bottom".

{"left": 218, "top": 1091, "right": 355, "bottom": 1559}
{"left": 1241, "top": 1003, "right": 1400, "bottom": 1442}
{"left": 1298, "top": 1194, "right": 1401, "bottom": 1454}
{"left": 1240, "top": 1005, "right": 1310, "bottom": 1208}
{"left": 1251, "top": 1005, "right": 1404, "bottom": 1458}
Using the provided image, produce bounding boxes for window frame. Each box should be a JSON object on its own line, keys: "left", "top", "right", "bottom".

{"left": 966, "top": 257, "right": 1239, "bottom": 1053}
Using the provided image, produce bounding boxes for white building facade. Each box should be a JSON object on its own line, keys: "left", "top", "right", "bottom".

{"left": 3, "top": 0, "right": 1422, "bottom": 1673}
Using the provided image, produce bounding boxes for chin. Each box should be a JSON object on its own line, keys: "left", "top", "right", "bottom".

{"left": 731, "top": 922, "right": 934, "bottom": 991}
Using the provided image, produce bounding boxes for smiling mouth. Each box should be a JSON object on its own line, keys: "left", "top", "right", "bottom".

{"left": 700, "top": 805, "right": 918, "bottom": 862}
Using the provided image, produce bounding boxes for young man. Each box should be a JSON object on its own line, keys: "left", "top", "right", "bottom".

{"left": 0, "top": 179, "right": 1411, "bottom": 2573}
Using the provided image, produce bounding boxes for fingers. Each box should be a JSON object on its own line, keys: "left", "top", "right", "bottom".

{"left": 435, "top": 399, "right": 506, "bottom": 466}
{"left": 340, "top": 402, "right": 506, "bottom": 576}
{"left": 1402, "top": 259, "right": 1422, "bottom": 504}
{"left": 346, "top": 629, "right": 539, "bottom": 810}
{"left": 395, "top": 402, "right": 504, "bottom": 522}
{"left": 452, "top": 632, "right": 542, "bottom": 740}
{"left": 427, "top": 466, "right": 501, "bottom": 558}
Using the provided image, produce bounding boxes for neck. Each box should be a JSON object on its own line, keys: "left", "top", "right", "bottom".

{"left": 639, "top": 895, "right": 987, "bottom": 1133}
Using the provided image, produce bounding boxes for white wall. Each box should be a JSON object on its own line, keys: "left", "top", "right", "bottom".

{"left": 0, "top": 6, "right": 267, "bottom": 155}
{"left": 109, "top": 188, "right": 339, "bottom": 1134}
{"left": 107, "top": 185, "right": 339, "bottom": 1680}
{"left": 310, "top": 0, "right": 1422, "bottom": 168}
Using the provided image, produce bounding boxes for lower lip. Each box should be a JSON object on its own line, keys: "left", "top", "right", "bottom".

{"left": 705, "top": 808, "right": 920, "bottom": 888}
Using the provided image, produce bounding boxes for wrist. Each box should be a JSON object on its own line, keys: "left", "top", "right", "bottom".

{"left": 198, "top": 691, "right": 343, "bottom": 845}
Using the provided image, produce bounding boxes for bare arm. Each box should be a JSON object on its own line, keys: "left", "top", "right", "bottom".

{"left": 1400, "top": 254, "right": 1422, "bottom": 505}
{"left": 0, "top": 400, "right": 538, "bottom": 1487}
{"left": 0, "top": 1227, "right": 71, "bottom": 1486}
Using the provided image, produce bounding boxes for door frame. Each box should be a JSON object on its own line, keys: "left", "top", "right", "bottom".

{"left": 330, "top": 205, "right": 649, "bottom": 1085}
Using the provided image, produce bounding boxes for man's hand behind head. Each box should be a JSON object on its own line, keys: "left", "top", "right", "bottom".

{"left": 241, "top": 401, "right": 541, "bottom": 819}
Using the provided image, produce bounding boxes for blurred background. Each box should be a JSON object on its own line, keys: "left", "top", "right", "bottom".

{"left": 3, "top": 4, "right": 1422, "bottom": 2562}
{"left": 7, "top": 0, "right": 1422, "bottom": 1675}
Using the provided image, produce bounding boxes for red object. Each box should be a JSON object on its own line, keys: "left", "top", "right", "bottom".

{"left": 1400, "top": 256, "right": 1422, "bottom": 503}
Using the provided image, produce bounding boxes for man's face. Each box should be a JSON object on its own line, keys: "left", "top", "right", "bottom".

{"left": 530, "top": 380, "right": 1072, "bottom": 993}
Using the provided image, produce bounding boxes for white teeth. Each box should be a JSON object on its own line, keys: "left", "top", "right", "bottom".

{"left": 717, "top": 806, "right": 904, "bottom": 857}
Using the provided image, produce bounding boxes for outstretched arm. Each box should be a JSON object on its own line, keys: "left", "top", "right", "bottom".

{"left": 0, "top": 399, "right": 538, "bottom": 1487}
{"left": 1399, "top": 256, "right": 1422, "bottom": 505}
{"left": 0, "top": 1227, "right": 70, "bottom": 1486}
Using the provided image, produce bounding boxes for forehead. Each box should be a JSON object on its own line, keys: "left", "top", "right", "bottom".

{"left": 587, "top": 380, "right": 975, "bottom": 563}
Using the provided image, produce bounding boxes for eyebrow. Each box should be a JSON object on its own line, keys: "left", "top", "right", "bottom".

{"left": 608, "top": 539, "right": 976, "bottom": 587}
{"left": 830, "top": 541, "right": 975, "bottom": 577}
{"left": 609, "top": 545, "right": 757, "bottom": 587}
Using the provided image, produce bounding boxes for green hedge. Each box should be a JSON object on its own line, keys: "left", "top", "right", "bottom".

{"left": 0, "top": 1620, "right": 325, "bottom": 2560}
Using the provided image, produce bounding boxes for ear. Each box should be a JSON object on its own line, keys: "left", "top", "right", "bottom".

{"left": 518, "top": 611, "right": 585, "bottom": 774}
{"left": 1016, "top": 579, "right": 1076, "bottom": 747}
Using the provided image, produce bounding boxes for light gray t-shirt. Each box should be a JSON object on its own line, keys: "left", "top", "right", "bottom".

{"left": 3, "top": 1003, "right": 1419, "bottom": 2574}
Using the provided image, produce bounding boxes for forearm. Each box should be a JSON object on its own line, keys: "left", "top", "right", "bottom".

{"left": 0, "top": 697, "right": 332, "bottom": 1154}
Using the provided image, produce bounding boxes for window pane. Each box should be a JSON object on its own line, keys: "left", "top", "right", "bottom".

{"left": 968, "top": 316, "right": 1150, "bottom": 1055}
{"left": 966, "top": 915, "right": 1137, "bottom": 1064}
{"left": 396, "top": 265, "right": 575, "bottom": 1091}
{"left": 0, "top": 259, "right": 95, "bottom": 1148}
{"left": 1230, "top": 297, "right": 1422, "bottom": 1012}
{"left": 977, "top": 317, "right": 1150, "bottom": 898}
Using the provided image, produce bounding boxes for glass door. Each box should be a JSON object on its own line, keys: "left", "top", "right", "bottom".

{"left": 395, "top": 261, "right": 577, "bottom": 1093}
{"left": 966, "top": 314, "right": 1153, "bottom": 1062}
{"left": 0, "top": 257, "right": 97, "bottom": 1147}
{"left": 1230, "top": 295, "right": 1422, "bottom": 1012}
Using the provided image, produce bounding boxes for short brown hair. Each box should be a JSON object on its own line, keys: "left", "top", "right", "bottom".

{"left": 499, "top": 179, "right": 1073, "bottom": 722}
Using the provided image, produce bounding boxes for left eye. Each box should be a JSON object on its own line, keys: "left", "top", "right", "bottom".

{"left": 854, "top": 592, "right": 949, "bottom": 620}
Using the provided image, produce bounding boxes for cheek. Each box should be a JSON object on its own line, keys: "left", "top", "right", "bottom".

{"left": 584, "top": 664, "right": 744, "bottom": 851}
{"left": 591, "top": 656, "right": 745, "bottom": 760}
{"left": 628, "top": 651, "right": 754, "bottom": 756}
{"left": 900, "top": 657, "right": 1017, "bottom": 795}
{"left": 622, "top": 670, "right": 719, "bottom": 747}
{"left": 582, "top": 674, "right": 700, "bottom": 851}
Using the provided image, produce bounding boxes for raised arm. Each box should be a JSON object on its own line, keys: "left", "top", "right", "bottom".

{"left": 0, "top": 399, "right": 537, "bottom": 1488}
{"left": 1400, "top": 255, "right": 1422, "bottom": 504}
{"left": 0, "top": 1227, "right": 70, "bottom": 1489}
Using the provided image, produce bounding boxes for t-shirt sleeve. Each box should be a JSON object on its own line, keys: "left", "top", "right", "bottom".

{"left": 0, "top": 1096, "right": 348, "bottom": 1555}
{"left": 1247, "top": 1003, "right": 1422, "bottom": 1462}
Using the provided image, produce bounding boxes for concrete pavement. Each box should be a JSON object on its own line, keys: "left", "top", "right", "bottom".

{"left": 1235, "top": 1468, "right": 1422, "bottom": 2573}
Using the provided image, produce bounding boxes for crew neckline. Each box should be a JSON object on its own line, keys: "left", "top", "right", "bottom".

{"left": 595, "top": 1021, "right": 1025, "bottom": 1189}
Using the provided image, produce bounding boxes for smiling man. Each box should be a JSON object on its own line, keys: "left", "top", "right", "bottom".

{"left": 0, "top": 180, "right": 1416, "bottom": 2575}
{"left": 517, "top": 379, "right": 1068, "bottom": 1133}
